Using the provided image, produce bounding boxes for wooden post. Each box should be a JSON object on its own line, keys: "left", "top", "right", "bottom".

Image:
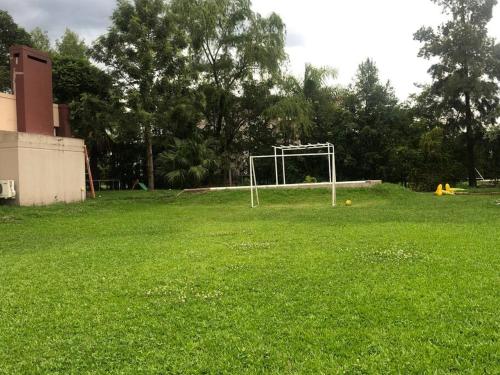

{"left": 84, "top": 145, "right": 96, "bottom": 199}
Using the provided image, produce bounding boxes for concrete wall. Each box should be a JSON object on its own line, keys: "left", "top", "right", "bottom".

{"left": 0, "top": 94, "right": 62, "bottom": 133}
{"left": 0, "top": 130, "right": 85, "bottom": 206}
{"left": 53, "top": 104, "right": 60, "bottom": 128}
{"left": 0, "top": 93, "right": 17, "bottom": 132}
{"left": 56, "top": 104, "right": 72, "bottom": 137}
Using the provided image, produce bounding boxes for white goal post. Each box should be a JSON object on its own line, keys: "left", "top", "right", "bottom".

{"left": 249, "top": 143, "right": 337, "bottom": 208}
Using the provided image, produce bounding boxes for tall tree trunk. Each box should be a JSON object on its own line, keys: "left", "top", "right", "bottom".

{"left": 145, "top": 126, "right": 155, "bottom": 191}
{"left": 461, "top": 8, "right": 476, "bottom": 188}
{"left": 465, "top": 92, "right": 477, "bottom": 188}
{"left": 215, "top": 93, "right": 225, "bottom": 136}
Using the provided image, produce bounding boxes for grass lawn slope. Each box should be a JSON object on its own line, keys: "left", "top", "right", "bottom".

{"left": 0, "top": 184, "right": 499, "bottom": 373}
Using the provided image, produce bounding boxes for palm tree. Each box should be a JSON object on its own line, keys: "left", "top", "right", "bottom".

{"left": 156, "top": 136, "right": 219, "bottom": 188}
{"left": 267, "top": 64, "right": 337, "bottom": 142}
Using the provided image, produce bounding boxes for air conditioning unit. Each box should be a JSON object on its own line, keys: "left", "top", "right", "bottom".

{"left": 0, "top": 180, "right": 16, "bottom": 199}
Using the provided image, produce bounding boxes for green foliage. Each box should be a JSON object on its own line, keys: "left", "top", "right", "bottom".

{"left": 0, "top": 185, "right": 499, "bottom": 373}
{"left": 3, "top": 1, "right": 498, "bottom": 189}
{"left": 0, "top": 10, "right": 32, "bottom": 92}
{"left": 55, "top": 28, "right": 87, "bottom": 59}
{"left": 52, "top": 56, "right": 111, "bottom": 103}
{"left": 267, "top": 65, "right": 337, "bottom": 142}
{"left": 409, "top": 127, "right": 462, "bottom": 190}
{"left": 479, "top": 124, "right": 500, "bottom": 179}
{"left": 172, "top": 0, "right": 286, "bottom": 182}
{"left": 415, "top": 0, "right": 500, "bottom": 186}
{"left": 266, "top": 90, "right": 313, "bottom": 141}
{"left": 342, "top": 59, "right": 410, "bottom": 182}
{"left": 304, "top": 175, "right": 317, "bottom": 183}
{"left": 30, "top": 27, "right": 51, "bottom": 53}
{"left": 173, "top": 0, "right": 286, "bottom": 90}
{"left": 156, "top": 136, "right": 219, "bottom": 188}
{"left": 51, "top": 54, "right": 122, "bottom": 180}
{"left": 93, "top": 0, "right": 188, "bottom": 190}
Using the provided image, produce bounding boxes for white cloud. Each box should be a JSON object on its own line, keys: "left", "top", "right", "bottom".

{"left": 252, "top": 0, "right": 500, "bottom": 99}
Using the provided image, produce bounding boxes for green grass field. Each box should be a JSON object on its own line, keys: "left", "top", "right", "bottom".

{"left": 0, "top": 185, "right": 499, "bottom": 374}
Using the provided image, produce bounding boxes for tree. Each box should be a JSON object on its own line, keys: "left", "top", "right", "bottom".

{"left": 55, "top": 28, "right": 87, "bottom": 59}
{"left": 93, "top": 0, "right": 187, "bottom": 190}
{"left": 407, "top": 86, "right": 462, "bottom": 190}
{"left": 156, "top": 135, "right": 218, "bottom": 188}
{"left": 52, "top": 55, "right": 120, "bottom": 179}
{"left": 172, "top": 0, "right": 286, "bottom": 184}
{"left": 267, "top": 64, "right": 340, "bottom": 144}
{"left": 30, "top": 27, "right": 51, "bottom": 52}
{"left": 0, "top": 10, "right": 32, "bottom": 91}
{"left": 52, "top": 56, "right": 111, "bottom": 103}
{"left": 345, "top": 59, "right": 405, "bottom": 181}
{"left": 415, "top": 0, "right": 500, "bottom": 187}
{"left": 483, "top": 125, "right": 500, "bottom": 179}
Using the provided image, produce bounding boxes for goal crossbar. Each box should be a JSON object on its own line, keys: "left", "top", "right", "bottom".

{"left": 252, "top": 152, "right": 333, "bottom": 159}
{"left": 273, "top": 143, "right": 332, "bottom": 151}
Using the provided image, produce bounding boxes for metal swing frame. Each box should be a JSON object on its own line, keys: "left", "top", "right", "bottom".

{"left": 249, "top": 143, "right": 336, "bottom": 208}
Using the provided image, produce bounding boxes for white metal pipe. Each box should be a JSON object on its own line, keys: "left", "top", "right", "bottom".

{"left": 196, "top": 180, "right": 378, "bottom": 192}
{"left": 250, "top": 156, "right": 254, "bottom": 208}
{"left": 332, "top": 146, "right": 337, "bottom": 207}
{"left": 274, "top": 147, "right": 278, "bottom": 186}
{"left": 252, "top": 158, "right": 260, "bottom": 205}
{"left": 282, "top": 149, "right": 286, "bottom": 185}
{"left": 328, "top": 144, "right": 332, "bottom": 183}
{"left": 275, "top": 144, "right": 331, "bottom": 150}
{"left": 252, "top": 152, "right": 334, "bottom": 159}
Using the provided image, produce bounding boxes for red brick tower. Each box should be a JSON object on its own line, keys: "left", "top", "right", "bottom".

{"left": 10, "top": 45, "right": 54, "bottom": 136}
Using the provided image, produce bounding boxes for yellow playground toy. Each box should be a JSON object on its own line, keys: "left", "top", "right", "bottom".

{"left": 435, "top": 183, "right": 465, "bottom": 196}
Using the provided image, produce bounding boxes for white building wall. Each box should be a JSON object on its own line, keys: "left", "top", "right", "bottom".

{"left": 0, "top": 93, "right": 17, "bottom": 132}
{"left": 0, "top": 131, "right": 85, "bottom": 206}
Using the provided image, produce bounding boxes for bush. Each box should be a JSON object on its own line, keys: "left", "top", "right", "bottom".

{"left": 304, "top": 175, "right": 318, "bottom": 183}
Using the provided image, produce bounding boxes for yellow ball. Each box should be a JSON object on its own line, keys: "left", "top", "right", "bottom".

{"left": 345, "top": 200, "right": 352, "bottom": 206}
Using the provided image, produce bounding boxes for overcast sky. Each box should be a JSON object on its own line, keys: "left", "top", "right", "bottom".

{"left": 2, "top": 0, "right": 500, "bottom": 99}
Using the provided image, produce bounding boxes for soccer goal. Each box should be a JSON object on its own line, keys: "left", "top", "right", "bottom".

{"left": 249, "top": 143, "right": 336, "bottom": 208}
